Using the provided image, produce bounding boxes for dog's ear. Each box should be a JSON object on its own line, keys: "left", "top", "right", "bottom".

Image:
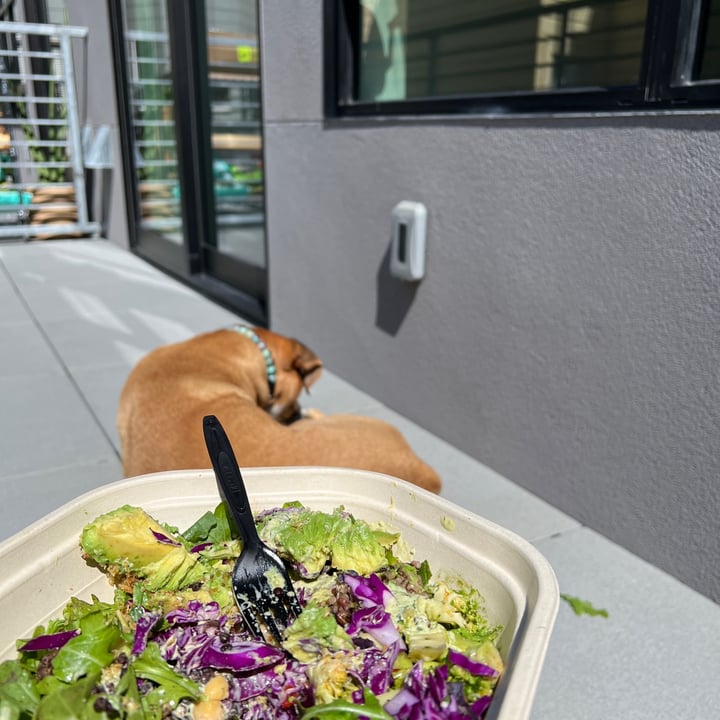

{"left": 253, "top": 327, "right": 324, "bottom": 395}
{"left": 292, "top": 342, "right": 323, "bottom": 389}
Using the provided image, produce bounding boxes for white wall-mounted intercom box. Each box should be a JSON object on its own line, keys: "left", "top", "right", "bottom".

{"left": 389, "top": 201, "right": 427, "bottom": 281}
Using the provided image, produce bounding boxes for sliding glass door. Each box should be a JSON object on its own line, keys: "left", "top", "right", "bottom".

{"left": 202, "top": 2, "right": 267, "bottom": 310}
{"left": 110, "top": 0, "right": 267, "bottom": 323}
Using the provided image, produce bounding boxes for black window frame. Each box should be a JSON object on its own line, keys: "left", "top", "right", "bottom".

{"left": 324, "top": 0, "right": 720, "bottom": 118}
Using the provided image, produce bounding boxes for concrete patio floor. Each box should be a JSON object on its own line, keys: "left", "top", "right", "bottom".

{"left": 0, "top": 238, "right": 718, "bottom": 718}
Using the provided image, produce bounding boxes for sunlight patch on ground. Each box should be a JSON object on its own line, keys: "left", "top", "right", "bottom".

{"left": 49, "top": 243, "right": 196, "bottom": 295}
{"left": 128, "top": 308, "right": 193, "bottom": 344}
{"left": 58, "top": 286, "right": 131, "bottom": 333}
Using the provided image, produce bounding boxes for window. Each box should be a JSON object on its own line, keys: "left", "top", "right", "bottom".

{"left": 698, "top": 0, "right": 720, "bottom": 79}
{"left": 325, "top": 0, "right": 720, "bottom": 115}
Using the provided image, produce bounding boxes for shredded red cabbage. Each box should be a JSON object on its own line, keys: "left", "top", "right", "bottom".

{"left": 131, "top": 612, "right": 160, "bottom": 655}
{"left": 155, "top": 600, "right": 284, "bottom": 675}
{"left": 200, "top": 637, "right": 285, "bottom": 672}
{"left": 343, "top": 572, "right": 393, "bottom": 608}
{"left": 347, "top": 604, "right": 405, "bottom": 649}
{"left": 255, "top": 505, "right": 301, "bottom": 524}
{"left": 150, "top": 529, "right": 181, "bottom": 546}
{"left": 383, "top": 662, "right": 492, "bottom": 719}
{"left": 18, "top": 629, "right": 79, "bottom": 652}
{"left": 353, "top": 639, "right": 403, "bottom": 696}
{"left": 165, "top": 599, "right": 222, "bottom": 625}
{"left": 229, "top": 661, "right": 312, "bottom": 707}
{"left": 447, "top": 648, "right": 499, "bottom": 678}
{"left": 190, "top": 541, "right": 213, "bottom": 553}
{"left": 471, "top": 694, "right": 493, "bottom": 716}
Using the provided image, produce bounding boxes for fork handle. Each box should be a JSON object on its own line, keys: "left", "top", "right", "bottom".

{"left": 203, "top": 415, "right": 261, "bottom": 551}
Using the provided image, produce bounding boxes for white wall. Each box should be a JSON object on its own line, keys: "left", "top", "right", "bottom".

{"left": 260, "top": 1, "right": 720, "bottom": 601}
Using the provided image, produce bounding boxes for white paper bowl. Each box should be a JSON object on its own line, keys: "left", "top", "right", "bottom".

{"left": 0, "top": 467, "right": 559, "bottom": 719}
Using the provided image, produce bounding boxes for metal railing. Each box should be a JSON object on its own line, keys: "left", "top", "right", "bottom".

{"left": 0, "top": 20, "right": 100, "bottom": 240}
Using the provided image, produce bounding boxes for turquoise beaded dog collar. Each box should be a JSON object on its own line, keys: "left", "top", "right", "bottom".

{"left": 232, "top": 325, "right": 277, "bottom": 397}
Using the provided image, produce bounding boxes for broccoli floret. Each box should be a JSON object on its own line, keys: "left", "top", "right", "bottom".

{"left": 80, "top": 505, "right": 205, "bottom": 592}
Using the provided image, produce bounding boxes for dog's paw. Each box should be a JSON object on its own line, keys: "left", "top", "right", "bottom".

{"left": 302, "top": 408, "right": 325, "bottom": 420}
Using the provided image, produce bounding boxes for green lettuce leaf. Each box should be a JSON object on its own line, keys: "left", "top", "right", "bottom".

{"left": 133, "top": 642, "right": 201, "bottom": 706}
{"left": 35, "top": 673, "right": 99, "bottom": 719}
{"left": 182, "top": 502, "right": 237, "bottom": 544}
{"left": 52, "top": 623, "right": 121, "bottom": 684}
{"left": 0, "top": 660, "right": 40, "bottom": 715}
{"left": 302, "top": 688, "right": 392, "bottom": 719}
{"left": 560, "top": 593, "right": 609, "bottom": 618}
{"left": 62, "top": 596, "right": 118, "bottom": 631}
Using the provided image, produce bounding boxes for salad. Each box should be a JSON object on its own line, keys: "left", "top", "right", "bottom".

{"left": 0, "top": 501, "right": 504, "bottom": 719}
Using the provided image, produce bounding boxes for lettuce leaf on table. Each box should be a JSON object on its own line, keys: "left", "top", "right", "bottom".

{"left": 560, "top": 593, "right": 609, "bottom": 618}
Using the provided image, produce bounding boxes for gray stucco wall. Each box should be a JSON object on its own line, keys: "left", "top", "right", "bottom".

{"left": 260, "top": 1, "right": 720, "bottom": 601}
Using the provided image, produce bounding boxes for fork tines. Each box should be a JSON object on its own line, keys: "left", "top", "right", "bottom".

{"left": 235, "top": 576, "right": 301, "bottom": 644}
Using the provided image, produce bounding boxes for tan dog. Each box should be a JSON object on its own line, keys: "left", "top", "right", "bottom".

{"left": 117, "top": 326, "right": 441, "bottom": 492}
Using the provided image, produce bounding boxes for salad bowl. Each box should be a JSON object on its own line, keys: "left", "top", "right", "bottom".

{"left": 0, "top": 467, "right": 559, "bottom": 719}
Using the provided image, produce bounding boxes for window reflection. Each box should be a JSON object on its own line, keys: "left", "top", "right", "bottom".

{"left": 206, "top": 2, "right": 265, "bottom": 268}
{"left": 699, "top": 0, "right": 720, "bottom": 80}
{"left": 358, "top": 0, "right": 648, "bottom": 102}
{"left": 122, "top": 1, "right": 183, "bottom": 243}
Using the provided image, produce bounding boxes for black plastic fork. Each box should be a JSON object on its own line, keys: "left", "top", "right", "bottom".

{"left": 203, "top": 414, "right": 302, "bottom": 644}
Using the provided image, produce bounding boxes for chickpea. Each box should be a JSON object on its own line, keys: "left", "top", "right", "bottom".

{"left": 204, "top": 674, "right": 229, "bottom": 701}
{"left": 192, "top": 675, "right": 229, "bottom": 720}
{"left": 193, "top": 699, "right": 223, "bottom": 720}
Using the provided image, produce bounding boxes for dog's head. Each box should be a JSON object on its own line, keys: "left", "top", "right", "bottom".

{"left": 253, "top": 327, "right": 323, "bottom": 422}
